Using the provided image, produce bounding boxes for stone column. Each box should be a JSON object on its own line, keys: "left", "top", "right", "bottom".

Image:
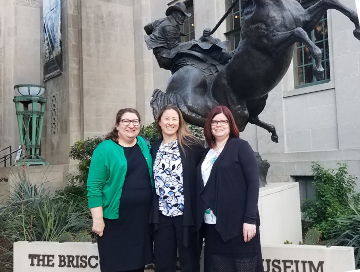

{"left": 134, "top": 0, "right": 158, "bottom": 124}
{"left": 0, "top": 0, "right": 41, "bottom": 159}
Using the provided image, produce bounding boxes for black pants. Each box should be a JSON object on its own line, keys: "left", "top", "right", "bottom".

{"left": 118, "top": 269, "right": 144, "bottom": 272}
{"left": 154, "top": 214, "right": 200, "bottom": 272}
{"left": 117, "top": 269, "right": 143, "bottom": 272}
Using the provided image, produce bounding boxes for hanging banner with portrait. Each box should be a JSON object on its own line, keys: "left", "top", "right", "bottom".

{"left": 43, "top": 0, "right": 62, "bottom": 81}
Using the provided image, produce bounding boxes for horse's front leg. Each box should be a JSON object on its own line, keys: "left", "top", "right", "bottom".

{"left": 270, "top": 27, "right": 324, "bottom": 80}
{"left": 303, "top": 0, "right": 360, "bottom": 40}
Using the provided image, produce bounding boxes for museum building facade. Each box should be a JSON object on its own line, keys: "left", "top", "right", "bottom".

{"left": 0, "top": 0, "right": 359, "bottom": 197}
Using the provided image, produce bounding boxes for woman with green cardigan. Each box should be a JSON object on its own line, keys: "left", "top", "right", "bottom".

{"left": 87, "top": 108, "right": 154, "bottom": 272}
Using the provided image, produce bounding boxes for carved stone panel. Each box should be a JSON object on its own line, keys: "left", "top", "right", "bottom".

{"left": 50, "top": 94, "right": 59, "bottom": 135}
{"left": 15, "top": 0, "right": 41, "bottom": 8}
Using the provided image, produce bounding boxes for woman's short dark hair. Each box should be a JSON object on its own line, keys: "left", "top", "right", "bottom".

{"left": 204, "top": 106, "right": 239, "bottom": 148}
{"left": 105, "top": 108, "right": 141, "bottom": 142}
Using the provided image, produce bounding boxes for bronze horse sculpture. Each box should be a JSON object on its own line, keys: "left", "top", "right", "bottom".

{"left": 148, "top": 0, "right": 360, "bottom": 142}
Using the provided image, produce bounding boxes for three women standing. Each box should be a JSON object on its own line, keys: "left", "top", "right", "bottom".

{"left": 87, "top": 108, "right": 153, "bottom": 272}
{"left": 87, "top": 105, "right": 263, "bottom": 272}
{"left": 151, "top": 105, "right": 204, "bottom": 272}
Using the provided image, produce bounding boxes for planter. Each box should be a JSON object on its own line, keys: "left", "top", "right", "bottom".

{"left": 14, "top": 242, "right": 154, "bottom": 272}
{"left": 14, "top": 84, "right": 45, "bottom": 96}
{"left": 262, "top": 244, "right": 355, "bottom": 272}
{"left": 14, "top": 242, "right": 356, "bottom": 272}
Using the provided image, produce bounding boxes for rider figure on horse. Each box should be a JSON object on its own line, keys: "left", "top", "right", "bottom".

{"left": 144, "top": 2, "right": 233, "bottom": 77}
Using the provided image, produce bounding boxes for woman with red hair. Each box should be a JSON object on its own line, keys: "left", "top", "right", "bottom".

{"left": 196, "top": 106, "right": 264, "bottom": 272}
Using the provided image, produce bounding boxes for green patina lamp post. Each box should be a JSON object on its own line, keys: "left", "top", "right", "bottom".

{"left": 13, "top": 84, "right": 49, "bottom": 166}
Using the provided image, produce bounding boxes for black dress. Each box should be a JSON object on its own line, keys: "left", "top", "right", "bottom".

{"left": 97, "top": 144, "right": 153, "bottom": 272}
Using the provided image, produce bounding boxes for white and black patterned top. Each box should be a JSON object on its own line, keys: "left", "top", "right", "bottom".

{"left": 153, "top": 140, "right": 184, "bottom": 217}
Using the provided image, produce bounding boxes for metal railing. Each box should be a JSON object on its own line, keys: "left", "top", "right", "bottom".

{"left": 0, "top": 146, "right": 21, "bottom": 167}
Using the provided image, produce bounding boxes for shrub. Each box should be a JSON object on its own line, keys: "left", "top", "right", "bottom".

{"left": 331, "top": 207, "right": 360, "bottom": 268}
{"left": 0, "top": 175, "right": 93, "bottom": 270}
{"left": 139, "top": 122, "right": 160, "bottom": 144}
{"left": 69, "top": 136, "right": 104, "bottom": 184}
{"left": 301, "top": 163, "right": 359, "bottom": 240}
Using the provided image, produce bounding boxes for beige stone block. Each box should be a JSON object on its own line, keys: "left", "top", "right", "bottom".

{"left": 83, "top": 87, "right": 101, "bottom": 103}
{"left": 120, "top": 74, "right": 136, "bottom": 91}
{"left": 102, "top": 73, "right": 122, "bottom": 89}
{"left": 69, "top": 14, "right": 80, "bottom": 29}
{"left": 100, "top": 44, "right": 120, "bottom": 60}
{"left": 82, "top": 42, "right": 98, "bottom": 59}
{"left": 69, "top": 117, "right": 81, "bottom": 133}
{"left": 84, "top": 116, "right": 113, "bottom": 133}
{"left": 69, "top": 102, "right": 81, "bottom": 119}
{"left": 15, "top": 24, "right": 39, "bottom": 38}
{"left": 15, "top": 6, "right": 40, "bottom": 19}
{"left": 70, "top": 43, "right": 80, "bottom": 59}
{"left": 117, "top": 0, "right": 132, "bottom": 6}
{"left": 100, "top": 59, "right": 121, "bottom": 74}
{"left": 119, "top": 45, "right": 135, "bottom": 62}
{"left": 70, "top": 74, "right": 80, "bottom": 89}
{"left": 93, "top": 12, "right": 106, "bottom": 31}
{"left": 68, "top": 29, "right": 79, "bottom": 46}
{"left": 68, "top": 0, "right": 79, "bottom": 15}
{"left": 82, "top": 57, "right": 101, "bottom": 73}
{"left": 69, "top": 57, "right": 80, "bottom": 74}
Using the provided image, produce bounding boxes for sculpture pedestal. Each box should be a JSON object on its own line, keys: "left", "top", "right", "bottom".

{"left": 259, "top": 182, "right": 302, "bottom": 245}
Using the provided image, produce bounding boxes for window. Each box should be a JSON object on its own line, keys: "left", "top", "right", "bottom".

{"left": 293, "top": 0, "right": 330, "bottom": 88}
{"left": 294, "top": 176, "right": 315, "bottom": 205}
{"left": 180, "top": 1, "right": 195, "bottom": 42}
{"left": 225, "top": 0, "right": 246, "bottom": 51}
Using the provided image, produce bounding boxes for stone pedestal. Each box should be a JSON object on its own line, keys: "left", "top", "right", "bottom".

{"left": 259, "top": 182, "right": 303, "bottom": 245}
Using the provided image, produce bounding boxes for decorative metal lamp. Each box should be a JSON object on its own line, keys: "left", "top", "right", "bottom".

{"left": 13, "top": 84, "right": 49, "bottom": 166}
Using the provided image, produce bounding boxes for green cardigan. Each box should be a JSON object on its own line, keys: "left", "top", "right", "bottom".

{"left": 87, "top": 137, "right": 153, "bottom": 219}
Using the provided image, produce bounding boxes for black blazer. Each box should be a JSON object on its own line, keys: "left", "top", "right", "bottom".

{"left": 196, "top": 137, "right": 260, "bottom": 242}
{"left": 150, "top": 138, "right": 205, "bottom": 247}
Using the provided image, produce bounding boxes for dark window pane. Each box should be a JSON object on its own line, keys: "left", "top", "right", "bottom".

{"left": 324, "top": 18, "right": 328, "bottom": 39}
{"left": 180, "top": 3, "right": 195, "bottom": 43}
{"left": 303, "top": 47, "right": 313, "bottom": 65}
{"left": 233, "top": 13, "right": 241, "bottom": 29}
{"left": 325, "top": 60, "right": 330, "bottom": 79}
{"left": 295, "top": 67, "right": 304, "bottom": 86}
{"left": 293, "top": 47, "right": 303, "bottom": 67}
{"left": 235, "top": 32, "right": 241, "bottom": 48}
{"left": 190, "top": 32, "right": 195, "bottom": 40}
{"left": 228, "top": 34, "right": 235, "bottom": 51}
{"left": 304, "top": 65, "right": 314, "bottom": 83}
{"left": 314, "top": 20, "right": 324, "bottom": 42}
{"left": 324, "top": 41, "right": 329, "bottom": 60}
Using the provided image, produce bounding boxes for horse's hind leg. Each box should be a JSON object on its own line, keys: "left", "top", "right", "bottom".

{"left": 271, "top": 27, "right": 324, "bottom": 80}
{"left": 303, "top": 0, "right": 360, "bottom": 39}
{"left": 246, "top": 95, "right": 279, "bottom": 143}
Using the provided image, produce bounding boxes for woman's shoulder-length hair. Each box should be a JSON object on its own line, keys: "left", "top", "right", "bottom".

{"left": 156, "top": 104, "right": 200, "bottom": 153}
{"left": 204, "top": 106, "right": 239, "bottom": 148}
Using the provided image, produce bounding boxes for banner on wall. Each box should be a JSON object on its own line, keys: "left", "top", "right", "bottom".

{"left": 43, "top": 0, "right": 62, "bottom": 81}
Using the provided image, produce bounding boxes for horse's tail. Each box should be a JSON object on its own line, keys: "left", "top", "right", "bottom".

{"left": 150, "top": 89, "right": 183, "bottom": 119}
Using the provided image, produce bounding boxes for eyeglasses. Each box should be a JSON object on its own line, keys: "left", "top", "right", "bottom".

{"left": 121, "top": 119, "right": 140, "bottom": 126}
{"left": 211, "top": 120, "right": 229, "bottom": 126}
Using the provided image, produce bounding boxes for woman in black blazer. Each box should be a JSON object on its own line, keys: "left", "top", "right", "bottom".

{"left": 196, "top": 106, "right": 264, "bottom": 272}
{"left": 150, "top": 104, "right": 204, "bottom": 272}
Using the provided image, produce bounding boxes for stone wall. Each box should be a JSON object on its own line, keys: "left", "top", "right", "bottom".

{"left": 81, "top": 0, "right": 136, "bottom": 138}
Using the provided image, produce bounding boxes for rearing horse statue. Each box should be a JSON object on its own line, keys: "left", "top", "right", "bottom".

{"left": 148, "top": 0, "right": 360, "bottom": 142}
